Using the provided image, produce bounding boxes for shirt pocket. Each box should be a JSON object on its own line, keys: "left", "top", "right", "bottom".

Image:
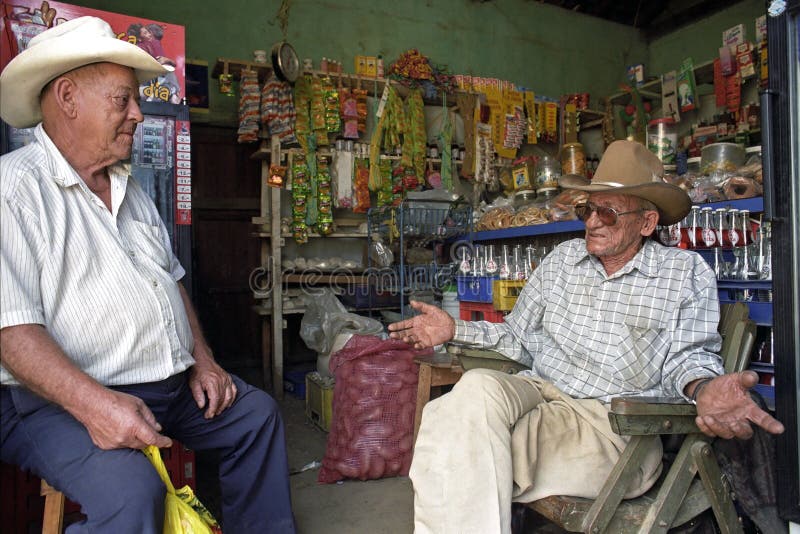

{"left": 129, "top": 220, "right": 170, "bottom": 272}
{"left": 612, "top": 317, "right": 669, "bottom": 390}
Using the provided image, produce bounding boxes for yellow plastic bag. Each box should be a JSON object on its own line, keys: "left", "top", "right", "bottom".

{"left": 143, "top": 445, "right": 223, "bottom": 534}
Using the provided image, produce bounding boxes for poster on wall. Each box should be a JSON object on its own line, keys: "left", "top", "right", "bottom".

{"left": 0, "top": 0, "right": 185, "bottom": 104}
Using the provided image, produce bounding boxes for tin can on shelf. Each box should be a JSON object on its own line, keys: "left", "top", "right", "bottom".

{"left": 560, "top": 142, "right": 586, "bottom": 177}
{"left": 647, "top": 118, "right": 678, "bottom": 164}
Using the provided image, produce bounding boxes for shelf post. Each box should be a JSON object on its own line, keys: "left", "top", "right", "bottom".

{"left": 269, "top": 134, "right": 284, "bottom": 398}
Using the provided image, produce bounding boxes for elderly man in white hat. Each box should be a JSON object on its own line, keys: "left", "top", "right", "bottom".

{"left": 389, "top": 140, "right": 784, "bottom": 533}
{"left": 0, "top": 17, "right": 295, "bottom": 533}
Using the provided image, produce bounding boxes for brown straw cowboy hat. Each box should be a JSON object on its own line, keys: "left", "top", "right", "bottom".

{"left": 0, "top": 16, "right": 170, "bottom": 128}
{"left": 559, "top": 140, "right": 691, "bottom": 225}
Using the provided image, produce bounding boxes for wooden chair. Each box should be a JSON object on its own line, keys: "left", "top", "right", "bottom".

{"left": 40, "top": 478, "right": 65, "bottom": 534}
{"left": 523, "top": 302, "right": 756, "bottom": 533}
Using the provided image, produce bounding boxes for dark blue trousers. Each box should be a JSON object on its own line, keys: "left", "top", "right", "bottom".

{"left": 0, "top": 372, "right": 296, "bottom": 533}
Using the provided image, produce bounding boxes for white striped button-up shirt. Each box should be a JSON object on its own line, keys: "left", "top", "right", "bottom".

{"left": 1, "top": 125, "right": 195, "bottom": 386}
{"left": 454, "top": 238, "right": 724, "bottom": 402}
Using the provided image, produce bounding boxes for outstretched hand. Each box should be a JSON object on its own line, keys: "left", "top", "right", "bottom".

{"left": 388, "top": 300, "right": 456, "bottom": 349}
{"left": 695, "top": 370, "right": 784, "bottom": 439}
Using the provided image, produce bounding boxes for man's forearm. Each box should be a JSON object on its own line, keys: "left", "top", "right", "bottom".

{"left": 0, "top": 324, "right": 108, "bottom": 414}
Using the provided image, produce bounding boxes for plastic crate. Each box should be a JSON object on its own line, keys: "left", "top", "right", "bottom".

{"left": 717, "top": 287, "right": 773, "bottom": 326}
{"left": 305, "top": 372, "right": 335, "bottom": 432}
{"left": 492, "top": 280, "right": 526, "bottom": 311}
{"left": 456, "top": 276, "right": 498, "bottom": 303}
{"left": 283, "top": 369, "right": 308, "bottom": 398}
{"left": 160, "top": 441, "right": 196, "bottom": 490}
{"left": 459, "top": 301, "right": 505, "bottom": 323}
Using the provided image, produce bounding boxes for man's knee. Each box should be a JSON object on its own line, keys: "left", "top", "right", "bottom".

{"left": 233, "top": 382, "right": 282, "bottom": 432}
{"left": 70, "top": 451, "right": 166, "bottom": 529}
{"left": 451, "top": 368, "right": 506, "bottom": 398}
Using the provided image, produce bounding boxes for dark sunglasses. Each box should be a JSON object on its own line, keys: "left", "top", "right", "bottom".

{"left": 574, "top": 202, "right": 645, "bottom": 226}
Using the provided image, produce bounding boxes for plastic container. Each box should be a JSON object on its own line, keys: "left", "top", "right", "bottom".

{"left": 535, "top": 155, "right": 561, "bottom": 192}
{"left": 701, "top": 142, "right": 746, "bottom": 174}
{"left": 442, "top": 291, "right": 460, "bottom": 320}
{"left": 492, "top": 280, "right": 525, "bottom": 311}
{"left": 560, "top": 142, "right": 586, "bottom": 177}
{"left": 459, "top": 301, "right": 505, "bottom": 323}
{"left": 456, "top": 275, "right": 497, "bottom": 302}
{"left": 513, "top": 189, "right": 537, "bottom": 209}
{"left": 647, "top": 118, "right": 678, "bottom": 164}
{"left": 686, "top": 157, "right": 702, "bottom": 175}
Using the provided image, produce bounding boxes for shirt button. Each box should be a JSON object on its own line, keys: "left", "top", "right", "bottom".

{"left": 128, "top": 250, "right": 135, "bottom": 257}
{"left": 152, "top": 280, "right": 158, "bottom": 288}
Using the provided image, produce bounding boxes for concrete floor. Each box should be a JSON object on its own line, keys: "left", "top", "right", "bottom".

{"left": 196, "top": 388, "right": 414, "bottom": 533}
{"left": 281, "top": 394, "right": 415, "bottom": 534}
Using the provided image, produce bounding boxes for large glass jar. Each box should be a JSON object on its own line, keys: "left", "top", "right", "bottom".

{"left": 535, "top": 155, "right": 561, "bottom": 193}
{"left": 647, "top": 118, "right": 678, "bottom": 164}
{"left": 560, "top": 142, "right": 586, "bottom": 177}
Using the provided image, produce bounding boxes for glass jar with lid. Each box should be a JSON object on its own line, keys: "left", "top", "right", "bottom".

{"left": 560, "top": 142, "right": 586, "bottom": 177}
{"left": 535, "top": 155, "right": 561, "bottom": 192}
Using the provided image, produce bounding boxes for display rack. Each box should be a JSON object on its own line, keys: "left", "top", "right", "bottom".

{"left": 367, "top": 200, "right": 471, "bottom": 318}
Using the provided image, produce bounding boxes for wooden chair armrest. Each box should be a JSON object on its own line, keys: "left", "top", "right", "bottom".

{"left": 608, "top": 396, "right": 700, "bottom": 436}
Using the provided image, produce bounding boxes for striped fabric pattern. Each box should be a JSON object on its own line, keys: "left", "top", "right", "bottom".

{"left": 454, "top": 238, "right": 725, "bottom": 402}
{"left": 1, "top": 125, "right": 195, "bottom": 386}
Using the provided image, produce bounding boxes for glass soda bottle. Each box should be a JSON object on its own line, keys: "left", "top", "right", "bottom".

{"left": 484, "top": 245, "right": 498, "bottom": 276}
{"left": 700, "top": 207, "right": 717, "bottom": 248}
{"left": 681, "top": 206, "right": 701, "bottom": 249}
{"left": 498, "top": 245, "right": 511, "bottom": 279}
{"left": 727, "top": 209, "right": 740, "bottom": 247}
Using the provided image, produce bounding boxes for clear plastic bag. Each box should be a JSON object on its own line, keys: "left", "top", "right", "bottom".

{"left": 300, "top": 288, "right": 384, "bottom": 355}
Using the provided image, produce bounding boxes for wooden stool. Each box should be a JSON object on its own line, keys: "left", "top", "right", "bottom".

{"left": 40, "top": 479, "right": 65, "bottom": 534}
{"left": 413, "top": 353, "right": 464, "bottom": 443}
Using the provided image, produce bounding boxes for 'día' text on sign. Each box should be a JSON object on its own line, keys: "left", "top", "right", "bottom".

{"left": 142, "top": 80, "right": 172, "bottom": 102}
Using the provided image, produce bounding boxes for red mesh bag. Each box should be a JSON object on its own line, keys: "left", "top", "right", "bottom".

{"left": 318, "top": 335, "right": 431, "bottom": 483}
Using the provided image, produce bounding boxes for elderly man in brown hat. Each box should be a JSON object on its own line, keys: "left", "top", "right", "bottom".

{"left": 389, "top": 140, "right": 783, "bottom": 533}
{"left": 0, "top": 17, "right": 294, "bottom": 533}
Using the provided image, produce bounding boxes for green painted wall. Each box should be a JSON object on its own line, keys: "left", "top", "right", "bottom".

{"left": 65, "top": 0, "right": 765, "bottom": 124}
{"left": 68, "top": 0, "right": 646, "bottom": 123}
{"left": 647, "top": 0, "right": 765, "bottom": 76}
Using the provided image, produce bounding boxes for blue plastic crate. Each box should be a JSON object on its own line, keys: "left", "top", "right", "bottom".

{"left": 717, "top": 288, "right": 773, "bottom": 326}
{"left": 283, "top": 370, "right": 309, "bottom": 399}
{"left": 456, "top": 276, "right": 498, "bottom": 303}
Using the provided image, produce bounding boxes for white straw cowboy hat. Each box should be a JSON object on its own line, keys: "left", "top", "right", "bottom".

{"left": 0, "top": 16, "right": 171, "bottom": 128}
{"left": 560, "top": 140, "right": 691, "bottom": 225}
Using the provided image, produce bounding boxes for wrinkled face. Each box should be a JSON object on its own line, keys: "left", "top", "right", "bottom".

{"left": 70, "top": 63, "right": 143, "bottom": 164}
{"left": 583, "top": 192, "right": 651, "bottom": 259}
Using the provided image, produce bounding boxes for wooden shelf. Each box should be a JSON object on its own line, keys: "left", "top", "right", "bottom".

{"left": 212, "top": 58, "right": 273, "bottom": 82}
{"left": 608, "top": 60, "right": 717, "bottom": 105}
{"left": 283, "top": 273, "right": 371, "bottom": 284}
{"left": 251, "top": 231, "right": 367, "bottom": 238}
{"left": 469, "top": 197, "right": 764, "bottom": 242}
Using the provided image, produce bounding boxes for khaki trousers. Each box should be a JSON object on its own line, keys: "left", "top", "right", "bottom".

{"left": 409, "top": 368, "right": 663, "bottom": 534}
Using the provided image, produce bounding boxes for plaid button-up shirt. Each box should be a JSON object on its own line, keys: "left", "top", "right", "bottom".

{"left": 454, "top": 238, "right": 724, "bottom": 402}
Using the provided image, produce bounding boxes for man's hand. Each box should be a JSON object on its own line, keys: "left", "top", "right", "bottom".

{"left": 77, "top": 389, "right": 172, "bottom": 450}
{"left": 189, "top": 357, "right": 237, "bottom": 419}
{"left": 388, "top": 300, "right": 455, "bottom": 349}
{"left": 695, "top": 371, "right": 784, "bottom": 439}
